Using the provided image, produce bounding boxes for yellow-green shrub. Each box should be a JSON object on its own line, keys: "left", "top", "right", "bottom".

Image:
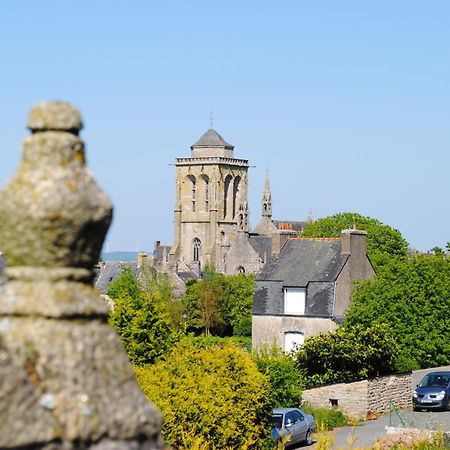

{"left": 135, "top": 340, "right": 271, "bottom": 449}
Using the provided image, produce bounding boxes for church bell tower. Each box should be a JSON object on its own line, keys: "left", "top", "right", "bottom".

{"left": 169, "top": 129, "right": 249, "bottom": 273}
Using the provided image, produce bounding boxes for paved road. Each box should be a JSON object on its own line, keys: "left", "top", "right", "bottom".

{"left": 308, "top": 409, "right": 450, "bottom": 449}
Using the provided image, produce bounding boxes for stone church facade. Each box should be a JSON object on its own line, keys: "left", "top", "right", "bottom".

{"left": 147, "top": 128, "right": 309, "bottom": 281}
{"left": 168, "top": 128, "right": 250, "bottom": 275}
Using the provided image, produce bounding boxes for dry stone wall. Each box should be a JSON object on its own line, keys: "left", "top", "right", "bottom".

{"left": 302, "top": 373, "right": 412, "bottom": 419}
{"left": 368, "top": 373, "right": 411, "bottom": 413}
{"left": 302, "top": 380, "right": 369, "bottom": 418}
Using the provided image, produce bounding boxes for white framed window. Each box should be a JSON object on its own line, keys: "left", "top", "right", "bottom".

{"left": 284, "top": 331, "right": 304, "bottom": 353}
{"left": 283, "top": 287, "right": 306, "bottom": 315}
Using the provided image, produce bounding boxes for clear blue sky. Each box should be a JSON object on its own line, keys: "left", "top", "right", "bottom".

{"left": 1, "top": 1, "right": 449, "bottom": 252}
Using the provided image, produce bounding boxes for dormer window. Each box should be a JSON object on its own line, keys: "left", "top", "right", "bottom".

{"left": 283, "top": 288, "right": 306, "bottom": 315}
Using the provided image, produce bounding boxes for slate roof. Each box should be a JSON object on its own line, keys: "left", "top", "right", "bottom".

{"left": 94, "top": 261, "right": 138, "bottom": 294}
{"left": 153, "top": 245, "right": 171, "bottom": 263}
{"left": 177, "top": 270, "right": 200, "bottom": 282}
{"left": 254, "top": 238, "right": 348, "bottom": 317}
{"left": 256, "top": 239, "right": 347, "bottom": 285}
{"left": 248, "top": 234, "right": 272, "bottom": 260}
{"left": 191, "top": 128, "right": 234, "bottom": 149}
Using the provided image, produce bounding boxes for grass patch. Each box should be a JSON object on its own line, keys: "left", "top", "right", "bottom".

{"left": 301, "top": 403, "right": 349, "bottom": 431}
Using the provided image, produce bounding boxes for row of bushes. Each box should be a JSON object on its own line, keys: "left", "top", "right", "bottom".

{"left": 134, "top": 337, "right": 352, "bottom": 449}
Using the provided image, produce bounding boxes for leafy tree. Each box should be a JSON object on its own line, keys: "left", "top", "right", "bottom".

{"left": 301, "top": 212, "right": 408, "bottom": 269}
{"left": 134, "top": 340, "right": 271, "bottom": 449}
{"left": 184, "top": 268, "right": 224, "bottom": 336}
{"left": 293, "top": 324, "right": 398, "bottom": 387}
{"left": 254, "top": 345, "right": 303, "bottom": 408}
{"left": 345, "top": 254, "right": 450, "bottom": 369}
{"left": 107, "top": 267, "right": 177, "bottom": 365}
{"left": 220, "top": 273, "right": 255, "bottom": 337}
{"left": 184, "top": 269, "right": 255, "bottom": 337}
{"left": 430, "top": 246, "right": 445, "bottom": 255}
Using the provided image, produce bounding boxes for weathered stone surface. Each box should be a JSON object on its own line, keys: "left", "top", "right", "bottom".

{"left": 0, "top": 101, "right": 163, "bottom": 449}
{"left": 28, "top": 101, "right": 83, "bottom": 133}
{"left": 0, "top": 317, "right": 161, "bottom": 443}
{"left": 0, "top": 339, "right": 59, "bottom": 446}
{"left": 0, "top": 128, "right": 112, "bottom": 269}
{"left": 302, "top": 373, "right": 412, "bottom": 419}
{"left": 368, "top": 373, "right": 411, "bottom": 413}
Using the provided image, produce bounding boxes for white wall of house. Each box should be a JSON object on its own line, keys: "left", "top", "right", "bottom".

{"left": 252, "top": 315, "right": 337, "bottom": 350}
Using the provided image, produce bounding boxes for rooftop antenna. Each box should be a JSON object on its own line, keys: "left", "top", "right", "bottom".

{"left": 209, "top": 110, "right": 214, "bottom": 128}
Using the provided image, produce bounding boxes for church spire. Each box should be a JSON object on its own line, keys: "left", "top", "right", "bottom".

{"left": 262, "top": 167, "right": 272, "bottom": 218}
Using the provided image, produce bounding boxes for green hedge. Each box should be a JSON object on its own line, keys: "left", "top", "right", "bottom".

{"left": 135, "top": 340, "right": 271, "bottom": 449}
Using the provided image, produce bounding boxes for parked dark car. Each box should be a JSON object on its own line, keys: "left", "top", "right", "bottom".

{"left": 272, "top": 407, "right": 316, "bottom": 447}
{"left": 413, "top": 371, "right": 450, "bottom": 411}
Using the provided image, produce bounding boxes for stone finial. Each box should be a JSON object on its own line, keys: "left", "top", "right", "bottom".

{"left": 28, "top": 101, "right": 83, "bottom": 133}
{"left": 0, "top": 101, "right": 111, "bottom": 275}
{"left": 0, "top": 102, "right": 163, "bottom": 449}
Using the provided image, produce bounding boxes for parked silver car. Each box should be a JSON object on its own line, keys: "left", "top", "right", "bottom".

{"left": 272, "top": 407, "right": 316, "bottom": 447}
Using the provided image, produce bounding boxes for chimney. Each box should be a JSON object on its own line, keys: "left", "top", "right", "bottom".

{"left": 271, "top": 231, "right": 294, "bottom": 257}
{"left": 154, "top": 240, "right": 161, "bottom": 252}
{"left": 341, "top": 228, "right": 368, "bottom": 257}
{"left": 137, "top": 251, "right": 148, "bottom": 268}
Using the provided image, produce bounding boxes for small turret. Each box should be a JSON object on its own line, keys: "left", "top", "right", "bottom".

{"left": 262, "top": 168, "right": 272, "bottom": 218}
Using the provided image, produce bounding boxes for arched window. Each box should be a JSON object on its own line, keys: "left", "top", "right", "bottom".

{"left": 193, "top": 238, "right": 201, "bottom": 262}
{"left": 186, "top": 175, "right": 196, "bottom": 212}
{"left": 239, "top": 213, "right": 244, "bottom": 229}
{"left": 284, "top": 331, "right": 304, "bottom": 353}
{"left": 232, "top": 176, "right": 241, "bottom": 219}
{"left": 236, "top": 266, "right": 245, "bottom": 274}
{"left": 223, "top": 175, "right": 232, "bottom": 219}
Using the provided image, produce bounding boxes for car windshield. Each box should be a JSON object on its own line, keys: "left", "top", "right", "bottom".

{"left": 272, "top": 414, "right": 283, "bottom": 429}
{"left": 419, "top": 374, "right": 450, "bottom": 388}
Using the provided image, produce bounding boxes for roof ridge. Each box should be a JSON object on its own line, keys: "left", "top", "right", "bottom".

{"left": 289, "top": 237, "right": 341, "bottom": 241}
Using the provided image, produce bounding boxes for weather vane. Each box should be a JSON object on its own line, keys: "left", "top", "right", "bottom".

{"left": 210, "top": 110, "right": 214, "bottom": 128}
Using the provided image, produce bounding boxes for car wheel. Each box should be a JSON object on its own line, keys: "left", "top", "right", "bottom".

{"left": 446, "top": 399, "right": 450, "bottom": 411}
{"left": 304, "top": 429, "right": 313, "bottom": 446}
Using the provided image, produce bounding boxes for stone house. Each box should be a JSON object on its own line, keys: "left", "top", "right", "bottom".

{"left": 252, "top": 228, "right": 375, "bottom": 351}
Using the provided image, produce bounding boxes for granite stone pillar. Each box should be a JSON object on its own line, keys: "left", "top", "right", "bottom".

{"left": 0, "top": 102, "right": 163, "bottom": 449}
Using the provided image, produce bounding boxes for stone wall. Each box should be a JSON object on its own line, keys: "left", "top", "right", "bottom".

{"left": 302, "top": 380, "right": 369, "bottom": 419}
{"left": 302, "top": 373, "right": 412, "bottom": 419}
{"left": 224, "top": 232, "right": 261, "bottom": 275}
{"left": 368, "top": 373, "right": 411, "bottom": 413}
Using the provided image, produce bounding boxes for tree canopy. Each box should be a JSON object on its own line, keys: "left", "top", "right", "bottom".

{"left": 107, "top": 267, "right": 178, "bottom": 365}
{"left": 293, "top": 323, "right": 399, "bottom": 387}
{"left": 301, "top": 212, "right": 408, "bottom": 269}
{"left": 345, "top": 253, "right": 450, "bottom": 370}
{"left": 184, "top": 268, "right": 254, "bottom": 337}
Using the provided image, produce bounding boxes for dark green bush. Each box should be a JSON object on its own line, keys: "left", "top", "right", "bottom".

{"left": 254, "top": 346, "right": 303, "bottom": 408}
{"left": 107, "top": 267, "right": 177, "bottom": 365}
{"left": 294, "top": 324, "right": 398, "bottom": 387}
